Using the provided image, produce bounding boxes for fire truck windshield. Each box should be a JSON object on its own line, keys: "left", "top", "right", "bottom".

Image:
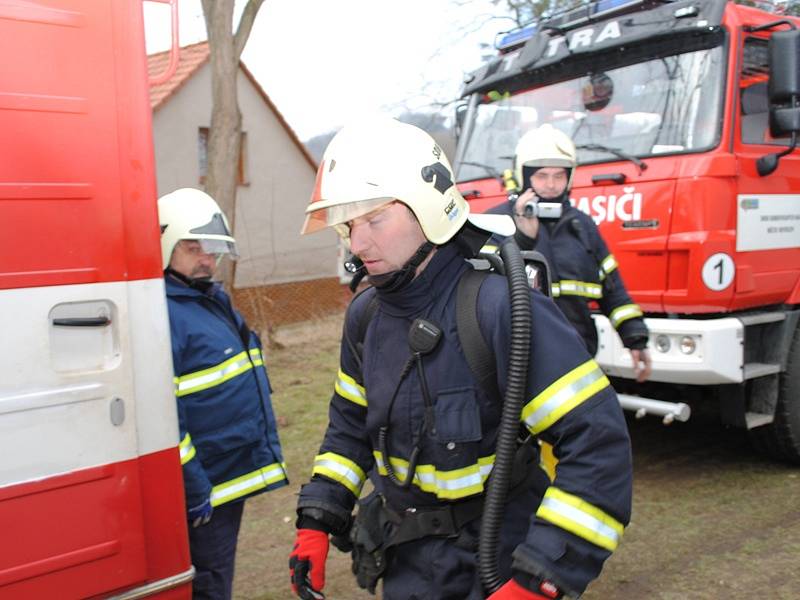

{"left": 456, "top": 45, "right": 725, "bottom": 182}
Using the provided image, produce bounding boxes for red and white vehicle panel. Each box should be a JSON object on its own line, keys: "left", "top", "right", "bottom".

{"left": 0, "top": 1, "right": 191, "bottom": 598}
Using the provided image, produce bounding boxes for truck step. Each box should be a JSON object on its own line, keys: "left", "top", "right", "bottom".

{"left": 738, "top": 313, "right": 786, "bottom": 326}
{"left": 745, "top": 411, "right": 775, "bottom": 429}
{"left": 743, "top": 362, "right": 781, "bottom": 379}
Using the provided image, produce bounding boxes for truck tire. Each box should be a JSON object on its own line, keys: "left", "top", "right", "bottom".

{"left": 750, "top": 323, "right": 800, "bottom": 463}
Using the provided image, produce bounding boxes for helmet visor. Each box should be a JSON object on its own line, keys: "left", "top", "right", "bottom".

{"left": 189, "top": 213, "right": 233, "bottom": 237}
{"left": 301, "top": 197, "right": 394, "bottom": 235}
{"left": 198, "top": 238, "right": 239, "bottom": 260}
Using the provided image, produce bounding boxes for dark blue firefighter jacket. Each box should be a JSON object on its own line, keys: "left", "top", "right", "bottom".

{"left": 165, "top": 276, "right": 287, "bottom": 511}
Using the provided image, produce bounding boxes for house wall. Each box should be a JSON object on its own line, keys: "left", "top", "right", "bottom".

{"left": 151, "top": 63, "right": 339, "bottom": 291}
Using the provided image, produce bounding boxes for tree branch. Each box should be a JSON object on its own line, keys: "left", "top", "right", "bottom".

{"left": 234, "top": 0, "right": 265, "bottom": 58}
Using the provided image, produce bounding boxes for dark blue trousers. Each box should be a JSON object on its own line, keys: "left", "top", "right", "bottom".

{"left": 189, "top": 500, "right": 245, "bottom": 600}
{"left": 381, "top": 486, "right": 539, "bottom": 600}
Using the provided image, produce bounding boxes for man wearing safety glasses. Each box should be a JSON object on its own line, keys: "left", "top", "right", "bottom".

{"left": 288, "top": 118, "right": 632, "bottom": 600}
{"left": 159, "top": 188, "right": 288, "bottom": 600}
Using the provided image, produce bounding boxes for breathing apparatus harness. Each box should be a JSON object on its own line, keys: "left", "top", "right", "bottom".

{"left": 340, "top": 233, "right": 534, "bottom": 598}
{"left": 379, "top": 318, "right": 442, "bottom": 489}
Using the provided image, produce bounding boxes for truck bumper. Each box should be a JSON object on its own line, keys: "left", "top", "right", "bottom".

{"left": 593, "top": 315, "right": 745, "bottom": 385}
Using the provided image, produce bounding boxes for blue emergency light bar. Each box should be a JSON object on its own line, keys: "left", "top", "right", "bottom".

{"left": 496, "top": 23, "right": 537, "bottom": 51}
{"left": 591, "top": 0, "right": 646, "bottom": 17}
{"left": 495, "top": 0, "right": 651, "bottom": 51}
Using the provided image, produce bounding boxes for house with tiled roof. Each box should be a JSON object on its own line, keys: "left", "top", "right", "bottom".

{"left": 148, "top": 42, "right": 343, "bottom": 328}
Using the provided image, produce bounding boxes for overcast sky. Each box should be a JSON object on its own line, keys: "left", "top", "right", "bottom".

{"left": 144, "top": 0, "right": 511, "bottom": 140}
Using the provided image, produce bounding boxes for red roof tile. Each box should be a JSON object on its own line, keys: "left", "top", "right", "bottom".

{"left": 146, "top": 41, "right": 316, "bottom": 170}
{"left": 148, "top": 41, "right": 210, "bottom": 110}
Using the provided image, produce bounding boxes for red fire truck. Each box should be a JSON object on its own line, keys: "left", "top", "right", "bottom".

{"left": 0, "top": 1, "right": 192, "bottom": 597}
{"left": 454, "top": 0, "right": 800, "bottom": 461}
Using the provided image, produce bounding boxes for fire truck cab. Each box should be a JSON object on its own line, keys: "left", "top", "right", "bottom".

{"left": 455, "top": 0, "right": 800, "bottom": 461}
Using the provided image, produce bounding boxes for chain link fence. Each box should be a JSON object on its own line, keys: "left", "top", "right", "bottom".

{"left": 233, "top": 276, "right": 350, "bottom": 348}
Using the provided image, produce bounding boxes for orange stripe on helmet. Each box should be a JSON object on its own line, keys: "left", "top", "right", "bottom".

{"left": 310, "top": 159, "right": 326, "bottom": 205}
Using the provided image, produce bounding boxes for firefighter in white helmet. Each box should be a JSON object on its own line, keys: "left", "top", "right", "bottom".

{"left": 158, "top": 188, "right": 288, "bottom": 600}
{"left": 289, "top": 117, "right": 632, "bottom": 600}
{"left": 488, "top": 124, "right": 652, "bottom": 381}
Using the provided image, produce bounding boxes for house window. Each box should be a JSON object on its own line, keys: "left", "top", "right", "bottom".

{"left": 198, "top": 127, "right": 249, "bottom": 185}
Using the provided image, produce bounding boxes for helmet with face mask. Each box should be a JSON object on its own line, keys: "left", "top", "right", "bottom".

{"left": 302, "top": 117, "right": 514, "bottom": 291}
{"left": 302, "top": 116, "right": 471, "bottom": 245}
{"left": 514, "top": 124, "right": 577, "bottom": 195}
{"left": 158, "top": 188, "right": 238, "bottom": 271}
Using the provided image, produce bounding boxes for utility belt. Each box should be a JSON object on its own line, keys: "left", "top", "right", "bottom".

{"left": 341, "top": 439, "right": 542, "bottom": 594}
{"left": 383, "top": 493, "right": 485, "bottom": 547}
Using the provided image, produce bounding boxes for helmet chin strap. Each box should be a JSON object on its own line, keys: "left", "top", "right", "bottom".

{"left": 368, "top": 241, "right": 435, "bottom": 293}
{"left": 553, "top": 189, "right": 572, "bottom": 206}
{"left": 165, "top": 267, "right": 214, "bottom": 292}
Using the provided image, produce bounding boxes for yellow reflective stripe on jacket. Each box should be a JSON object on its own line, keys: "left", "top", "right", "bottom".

{"left": 556, "top": 280, "right": 603, "bottom": 299}
{"left": 313, "top": 452, "right": 367, "bottom": 496}
{"left": 551, "top": 282, "right": 561, "bottom": 297}
{"left": 179, "top": 433, "right": 196, "bottom": 465}
{"left": 609, "top": 304, "right": 643, "bottom": 328}
{"left": 335, "top": 369, "right": 367, "bottom": 407}
{"left": 522, "top": 359, "right": 610, "bottom": 434}
{"left": 373, "top": 450, "right": 495, "bottom": 500}
{"left": 249, "top": 347, "right": 264, "bottom": 367}
{"left": 175, "top": 351, "right": 254, "bottom": 397}
{"left": 536, "top": 487, "right": 624, "bottom": 552}
{"left": 480, "top": 244, "right": 499, "bottom": 254}
{"left": 210, "top": 462, "right": 288, "bottom": 507}
{"left": 599, "top": 254, "right": 618, "bottom": 281}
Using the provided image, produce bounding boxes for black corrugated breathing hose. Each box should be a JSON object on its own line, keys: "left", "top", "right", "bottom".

{"left": 479, "top": 237, "right": 532, "bottom": 596}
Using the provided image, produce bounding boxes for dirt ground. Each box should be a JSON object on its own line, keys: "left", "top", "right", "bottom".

{"left": 233, "top": 314, "right": 800, "bottom": 600}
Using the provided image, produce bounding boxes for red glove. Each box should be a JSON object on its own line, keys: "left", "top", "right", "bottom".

{"left": 488, "top": 578, "right": 558, "bottom": 600}
{"left": 289, "top": 528, "right": 329, "bottom": 599}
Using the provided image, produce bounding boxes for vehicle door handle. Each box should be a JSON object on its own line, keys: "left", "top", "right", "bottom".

{"left": 592, "top": 172, "right": 626, "bottom": 184}
{"left": 52, "top": 316, "right": 111, "bottom": 327}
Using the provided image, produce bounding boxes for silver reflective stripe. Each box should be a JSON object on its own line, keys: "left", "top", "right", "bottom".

{"left": 602, "top": 255, "right": 618, "bottom": 274}
{"left": 335, "top": 369, "right": 367, "bottom": 406}
{"left": 375, "top": 453, "right": 494, "bottom": 496}
{"left": 524, "top": 365, "right": 607, "bottom": 432}
{"left": 179, "top": 434, "right": 196, "bottom": 464}
{"left": 315, "top": 456, "right": 364, "bottom": 490}
{"left": 211, "top": 464, "right": 286, "bottom": 505}
{"left": 558, "top": 280, "right": 602, "bottom": 298}
{"left": 540, "top": 495, "right": 621, "bottom": 548}
{"left": 176, "top": 352, "right": 252, "bottom": 396}
{"left": 393, "top": 462, "right": 485, "bottom": 492}
{"left": 610, "top": 304, "right": 643, "bottom": 327}
{"left": 417, "top": 467, "right": 487, "bottom": 492}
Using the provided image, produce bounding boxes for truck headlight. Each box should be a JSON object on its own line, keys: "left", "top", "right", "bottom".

{"left": 680, "top": 336, "right": 697, "bottom": 355}
{"left": 655, "top": 334, "right": 671, "bottom": 353}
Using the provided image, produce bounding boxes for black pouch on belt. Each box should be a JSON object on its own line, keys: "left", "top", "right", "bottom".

{"left": 349, "top": 490, "right": 391, "bottom": 594}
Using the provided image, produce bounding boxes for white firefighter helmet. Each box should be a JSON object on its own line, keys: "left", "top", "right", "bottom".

{"left": 301, "top": 117, "right": 470, "bottom": 245}
{"left": 514, "top": 124, "right": 577, "bottom": 190}
{"left": 157, "top": 188, "right": 238, "bottom": 270}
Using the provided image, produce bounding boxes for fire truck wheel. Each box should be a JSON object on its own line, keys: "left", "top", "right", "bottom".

{"left": 749, "top": 323, "right": 800, "bottom": 464}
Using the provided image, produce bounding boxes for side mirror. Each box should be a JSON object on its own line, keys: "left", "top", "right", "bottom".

{"left": 455, "top": 103, "right": 467, "bottom": 140}
{"left": 757, "top": 28, "right": 799, "bottom": 176}
{"left": 768, "top": 28, "right": 800, "bottom": 137}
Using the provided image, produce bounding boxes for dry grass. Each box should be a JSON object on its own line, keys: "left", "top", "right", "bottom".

{"left": 233, "top": 313, "right": 374, "bottom": 600}
{"left": 232, "top": 314, "right": 800, "bottom": 599}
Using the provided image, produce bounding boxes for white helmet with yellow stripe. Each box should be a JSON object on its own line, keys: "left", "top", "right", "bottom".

{"left": 514, "top": 124, "right": 577, "bottom": 190}
{"left": 158, "top": 188, "right": 238, "bottom": 270}
{"left": 301, "top": 117, "right": 470, "bottom": 245}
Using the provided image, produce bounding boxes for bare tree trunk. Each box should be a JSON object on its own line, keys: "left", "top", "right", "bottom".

{"left": 201, "top": 0, "right": 264, "bottom": 289}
